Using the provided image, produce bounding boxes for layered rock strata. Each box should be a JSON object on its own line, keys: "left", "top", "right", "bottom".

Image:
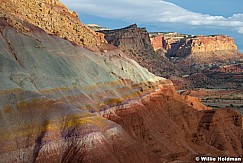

{"left": 167, "top": 35, "right": 237, "bottom": 58}
{"left": 0, "top": 1, "right": 242, "bottom": 162}
{"left": 101, "top": 24, "right": 154, "bottom": 54}
{"left": 150, "top": 32, "right": 243, "bottom": 89}
{"left": 150, "top": 33, "right": 237, "bottom": 56}
{"left": 150, "top": 32, "right": 188, "bottom": 51}
{"left": 99, "top": 24, "right": 182, "bottom": 77}
{"left": 0, "top": 17, "right": 166, "bottom": 163}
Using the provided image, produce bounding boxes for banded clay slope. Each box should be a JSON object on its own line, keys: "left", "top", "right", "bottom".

{"left": 0, "top": 0, "right": 106, "bottom": 51}
{"left": 0, "top": 16, "right": 166, "bottom": 163}
{"left": 0, "top": 1, "right": 243, "bottom": 163}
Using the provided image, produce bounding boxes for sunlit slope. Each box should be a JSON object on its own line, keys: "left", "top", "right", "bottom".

{"left": 0, "top": 17, "right": 168, "bottom": 162}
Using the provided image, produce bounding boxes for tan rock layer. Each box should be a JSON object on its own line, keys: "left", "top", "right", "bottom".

{"left": 190, "top": 35, "right": 237, "bottom": 53}
{"left": 150, "top": 34, "right": 238, "bottom": 57}
{"left": 0, "top": 0, "right": 107, "bottom": 51}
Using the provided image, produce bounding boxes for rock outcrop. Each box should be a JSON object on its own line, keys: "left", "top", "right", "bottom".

{"left": 101, "top": 24, "right": 154, "bottom": 54}
{"left": 150, "top": 32, "right": 188, "bottom": 51}
{"left": 150, "top": 33, "right": 240, "bottom": 63}
{"left": 150, "top": 33, "right": 237, "bottom": 56}
{"left": 190, "top": 35, "right": 237, "bottom": 53}
{"left": 99, "top": 24, "right": 182, "bottom": 77}
{"left": 0, "top": 0, "right": 107, "bottom": 51}
{"left": 150, "top": 34, "right": 164, "bottom": 51}
{"left": 149, "top": 32, "right": 243, "bottom": 89}
{"left": 166, "top": 35, "right": 238, "bottom": 58}
{"left": 0, "top": 1, "right": 242, "bottom": 162}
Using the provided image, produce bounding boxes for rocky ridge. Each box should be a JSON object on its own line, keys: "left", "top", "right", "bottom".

{"left": 150, "top": 33, "right": 237, "bottom": 54}
{"left": 150, "top": 32, "right": 189, "bottom": 51}
{"left": 150, "top": 33, "right": 240, "bottom": 62}
{"left": 99, "top": 24, "right": 182, "bottom": 77}
{"left": 101, "top": 24, "right": 154, "bottom": 54}
{"left": 0, "top": 0, "right": 107, "bottom": 51}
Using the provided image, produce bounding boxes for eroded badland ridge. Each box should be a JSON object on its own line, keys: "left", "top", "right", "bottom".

{"left": 0, "top": 1, "right": 242, "bottom": 163}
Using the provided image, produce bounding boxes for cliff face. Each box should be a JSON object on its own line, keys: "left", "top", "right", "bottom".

{"left": 0, "top": 1, "right": 242, "bottom": 162}
{"left": 101, "top": 24, "right": 154, "bottom": 54}
{"left": 150, "top": 35, "right": 163, "bottom": 51}
{"left": 100, "top": 24, "right": 182, "bottom": 77}
{"left": 150, "top": 33, "right": 238, "bottom": 59}
{"left": 190, "top": 35, "right": 237, "bottom": 53}
{"left": 167, "top": 35, "right": 238, "bottom": 58}
{"left": 0, "top": 0, "right": 106, "bottom": 51}
{"left": 150, "top": 32, "right": 187, "bottom": 51}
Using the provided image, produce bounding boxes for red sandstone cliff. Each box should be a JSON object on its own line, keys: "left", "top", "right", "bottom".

{"left": 150, "top": 32, "right": 187, "bottom": 51}
{"left": 150, "top": 34, "right": 164, "bottom": 51}
{"left": 150, "top": 33, "right": 239, "bottom": 59}
{"left": 190, "top": 35, "right": 237, "bottom": 53}
{"left": 150, "top": 33, "right": 243, "bottom": 89}
{"left": 167, "top": 35, "right": 237, "bottom": 58}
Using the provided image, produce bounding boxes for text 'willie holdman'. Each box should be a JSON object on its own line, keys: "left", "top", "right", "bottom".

{"left": 195, "top": 156, "right": 242, "bottom": 162}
